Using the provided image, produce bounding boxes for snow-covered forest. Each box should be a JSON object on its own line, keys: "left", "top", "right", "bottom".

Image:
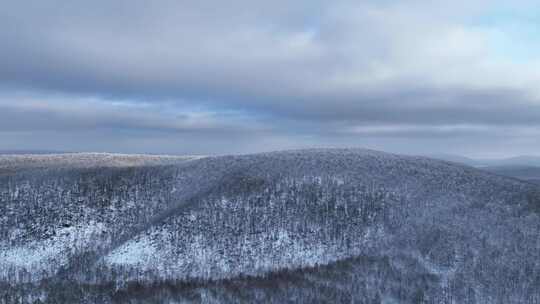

{"left": 1, "top": 149, "right": 540, "bottom": 303}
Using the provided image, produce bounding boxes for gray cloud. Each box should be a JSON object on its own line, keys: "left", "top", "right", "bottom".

{"left": 1, "top": 0, "right": 539, "bottom": 156}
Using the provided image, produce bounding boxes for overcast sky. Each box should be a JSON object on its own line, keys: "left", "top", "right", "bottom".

{"left": 1, "top": 1, "right": 540, "bottom": 157}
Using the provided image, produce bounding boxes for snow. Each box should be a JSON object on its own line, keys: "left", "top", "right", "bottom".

{"left": 105, "top": 235, "right": 157, "bottom": 266}
{"left": 0, "top": 244, "right": 61, "bottom": 270}
{"left": 0, "top": 222, "right": 107, "bottom": 281}
{"left": 1, "top": 148, "right": 539, "bottom": 302}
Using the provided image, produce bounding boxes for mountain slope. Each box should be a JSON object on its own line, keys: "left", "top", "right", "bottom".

{"left": 1, "top": 149, "right": 539, "bottom": 303}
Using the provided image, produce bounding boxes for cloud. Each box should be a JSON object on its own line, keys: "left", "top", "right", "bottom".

{"left": 1, "top": 0, "right": 540, "bottom": 156}
{"left": 0, "top": 94, "right": 268, "bottom": 134}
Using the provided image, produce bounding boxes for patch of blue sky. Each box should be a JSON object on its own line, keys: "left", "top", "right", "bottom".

{"left": 477, "top": 5, "right": 540, "bottom": 63}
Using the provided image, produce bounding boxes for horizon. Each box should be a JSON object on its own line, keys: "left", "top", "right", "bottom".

{"left": 1, "top": 148, "right": 540, "bottom": 161}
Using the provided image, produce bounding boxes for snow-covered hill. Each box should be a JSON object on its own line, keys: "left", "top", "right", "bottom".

{"left": 1, "top": 149, "right": 539, "bottom": 303}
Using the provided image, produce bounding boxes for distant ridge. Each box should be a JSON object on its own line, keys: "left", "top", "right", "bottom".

{"left": 428, "top": 153, "right": 540, "bottom": 167}
{"left": 0, "top": 152, "right": 202, "bottom": 171}
{"left": 427, "top": 153, "right": 479, "bottom": 166}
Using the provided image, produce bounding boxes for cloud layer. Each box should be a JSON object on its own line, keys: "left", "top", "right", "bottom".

{"left": 1, "top": 0, "right": 540, "bottom": 156}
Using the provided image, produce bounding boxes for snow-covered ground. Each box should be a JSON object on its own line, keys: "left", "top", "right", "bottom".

{"left": 0, "top": 149, "right": 539, "bottom": 303}
{"left": 0, "top": 222, "right": 107, "bottom": 282}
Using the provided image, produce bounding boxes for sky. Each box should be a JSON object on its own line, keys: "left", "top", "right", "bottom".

{"left": 1, "top": 0, "right": 540, "bottom": 157}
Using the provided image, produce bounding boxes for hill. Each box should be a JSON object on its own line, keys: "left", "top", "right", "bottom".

{"left": 482, "top": 165, "right": 540, "bottom": 185}
{"left": 0, "top": 149, "right": 539, "bottom": 303}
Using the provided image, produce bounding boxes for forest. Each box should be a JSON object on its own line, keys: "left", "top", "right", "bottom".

{"left": 0, "top": 149, "right": 539, "bottom": 303}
